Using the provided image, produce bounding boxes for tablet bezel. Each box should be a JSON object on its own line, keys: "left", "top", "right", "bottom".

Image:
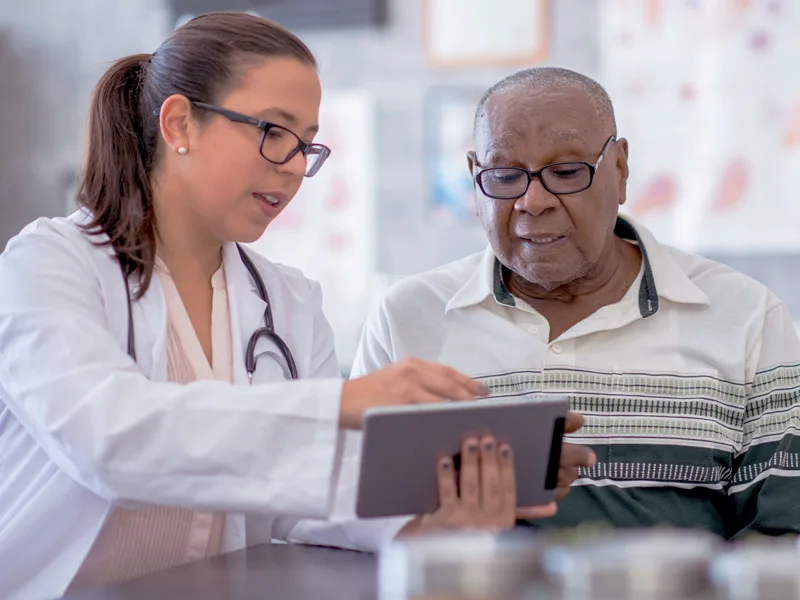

{"left": 355, "top": 395, "right": 570, "bottom": 519}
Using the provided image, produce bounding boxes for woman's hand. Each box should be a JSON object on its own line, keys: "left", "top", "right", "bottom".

{"left": 397, "top": 436, "right": 557, "bottom": 537}
{"left": 339, "top": 358, "right": 490, "bottom": 430}
{"left": 396, "top": 413, "right": 597, "bottom": 537}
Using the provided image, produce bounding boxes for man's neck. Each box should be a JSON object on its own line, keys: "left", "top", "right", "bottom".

{"left": 506, "top": 236, "right": 642, "bottom": 307}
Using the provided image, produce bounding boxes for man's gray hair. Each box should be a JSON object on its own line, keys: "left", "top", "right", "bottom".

{"left": 474, "top": 67, "right": 617, "bottom": 136}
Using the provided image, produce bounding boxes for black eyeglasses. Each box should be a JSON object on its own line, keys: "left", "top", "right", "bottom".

{"left": 473, "top": 135, "right": 616, "bottom": 199}
{"left": 192, "top": 102, "right": 331, "bottom": 177}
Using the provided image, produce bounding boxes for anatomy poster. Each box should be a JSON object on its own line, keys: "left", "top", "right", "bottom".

{"left": 248, "top": 90, "right": 377, "bottom": 372}
{"left": 425, "top": 87, "right": 485, "bottom": 224}
{"left": 599, "top": 0, "right": 800, "bottom": 252}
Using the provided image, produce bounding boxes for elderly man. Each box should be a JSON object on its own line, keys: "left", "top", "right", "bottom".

{"left": 351, "top": 67, "right": 800, "bottom": 538}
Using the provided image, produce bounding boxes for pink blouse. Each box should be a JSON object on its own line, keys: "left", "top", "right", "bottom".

{"left": 68, "top": 258, "right": 233, "bottom": 591}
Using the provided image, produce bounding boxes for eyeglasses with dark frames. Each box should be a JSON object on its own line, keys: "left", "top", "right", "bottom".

{"left": 472, "top": 135, "right": 616, "bottom": 200}
{"left": 192, "top": 101, "right": 331, "bottom": 177}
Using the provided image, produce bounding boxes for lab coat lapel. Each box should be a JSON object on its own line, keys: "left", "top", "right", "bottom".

{"left": 222, "top": 243, "right": 268, "bottom": 386}
{"left": 131, "top": 272, "right": 168, "bottom": 381}
{"left": 80, "top": 233, "right": 165, "bottom": 382}
{"left": 221, "top": 244, "right": 269, "bottom": 552}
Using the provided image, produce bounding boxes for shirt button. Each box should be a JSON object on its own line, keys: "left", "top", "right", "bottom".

{"left": 527, "top": 325, "right": 539, "bottom": 335}
{"left": 551, "top": 344, "right": 563, "bottom": 354}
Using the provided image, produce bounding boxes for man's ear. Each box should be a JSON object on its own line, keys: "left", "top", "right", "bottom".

{"left": 615, "top": 137, "right": 629, "bottom": 206}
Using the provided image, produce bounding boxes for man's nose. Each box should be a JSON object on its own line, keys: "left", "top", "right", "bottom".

{"left": 514, "top": 176, "right": 560, "bottom": 216}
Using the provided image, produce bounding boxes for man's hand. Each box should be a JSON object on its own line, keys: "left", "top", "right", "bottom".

{"left": 554, "top": 411, "right": 596, "bottom": 502}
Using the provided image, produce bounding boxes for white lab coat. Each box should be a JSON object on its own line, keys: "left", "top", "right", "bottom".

{"left": 0, "top": 213, "right": 402, "bottom": 600}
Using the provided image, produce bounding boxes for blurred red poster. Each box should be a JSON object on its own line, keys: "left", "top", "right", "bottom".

{"left": 709, "top": 158, "right": 749, "bottom": 213}
{"left": 632, "top": 174, "right": 677, "bottom": 215}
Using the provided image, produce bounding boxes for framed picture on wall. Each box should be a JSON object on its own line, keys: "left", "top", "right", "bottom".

{"left": 422, "top": 0, "right": 549, "bottom": 68}
{"left": 423, "top": 87, "right": 485, "bottom": 224}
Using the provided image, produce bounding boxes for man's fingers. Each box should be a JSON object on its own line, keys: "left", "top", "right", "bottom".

{"left": 554, "top": 485, "right": 572, "bottom": 502}
{"left": 560, "top": 442, "right": 597, "bottom": 469}
{"left": 557, "top": 466, "right": 580, "bottom": 488}
{"left": 516, "top": 502, "right": 558, "bottom": 520}
{"left": 564, "top": 411, "right": 584, "bottom": 434}
{"left": 553, "top": 442, "right": 596, "bottom": 502}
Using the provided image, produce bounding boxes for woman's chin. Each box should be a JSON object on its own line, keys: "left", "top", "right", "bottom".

{"left": 229, "top": 221, "right": 270, "bottom": 245}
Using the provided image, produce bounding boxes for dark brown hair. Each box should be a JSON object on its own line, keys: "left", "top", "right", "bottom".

{"left": 78, "top": 12, "right": 316, "bottom": 298}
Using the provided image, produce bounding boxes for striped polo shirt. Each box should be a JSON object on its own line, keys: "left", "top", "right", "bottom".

{"left": 351, "top": 216, "right": 800, "bottom": 538}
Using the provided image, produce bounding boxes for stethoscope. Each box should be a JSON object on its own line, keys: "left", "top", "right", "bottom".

{"left": 120, "top": 243, "right": 299, "bottom": 381}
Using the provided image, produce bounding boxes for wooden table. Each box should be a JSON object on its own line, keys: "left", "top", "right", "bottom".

{"left": 61, "top": 544, "right": 378, "bottom": 600}
{"left": 58, "top": 541, "right": 716, "bottom": 600}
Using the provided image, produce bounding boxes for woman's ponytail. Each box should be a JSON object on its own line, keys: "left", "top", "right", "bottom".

{"left": 77, "top": 53, "right": 156, "bottom": 298}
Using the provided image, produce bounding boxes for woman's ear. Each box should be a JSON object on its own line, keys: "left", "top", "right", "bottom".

{"left": 158, "top": 94, "right": 194, "bottom": 154}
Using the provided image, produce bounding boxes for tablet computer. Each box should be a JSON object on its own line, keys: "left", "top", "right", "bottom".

{"left": 355, "top": 395, "right": 569, "bottom": 519}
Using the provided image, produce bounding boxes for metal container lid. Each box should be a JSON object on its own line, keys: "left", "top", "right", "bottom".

{"left": 711, "top": 544, "right": 800, "bottom": 600}
{"left": 378, "top": 530, "right": 543, "bottom": 600}
{"left": 542, "top": 528, "right": 721, "bottom": 599}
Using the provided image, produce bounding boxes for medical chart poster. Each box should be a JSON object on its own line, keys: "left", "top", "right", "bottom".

{"left": 599, "top": 0, "right": 800, "bottom": 253}
{"left": 424, "top": 87, "right": 485, "bottom": 225}
{"left": 249, "top": 90, "right": 377, "bottom": 371}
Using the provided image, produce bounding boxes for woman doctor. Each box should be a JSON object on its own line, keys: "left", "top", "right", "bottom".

{"left": 0, "top": 12, "right": 567, "bottom": 600}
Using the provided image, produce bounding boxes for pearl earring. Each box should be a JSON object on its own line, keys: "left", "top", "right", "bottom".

{"left": 177, "top": 147, "right": 188, "bottom": 155}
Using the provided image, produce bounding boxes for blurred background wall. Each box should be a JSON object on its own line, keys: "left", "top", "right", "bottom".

{"left": 0, "top": 0, "right": 168, "bottom": 243}
{"left": 1, "top": 0, "right": 797, "bottom": 371}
